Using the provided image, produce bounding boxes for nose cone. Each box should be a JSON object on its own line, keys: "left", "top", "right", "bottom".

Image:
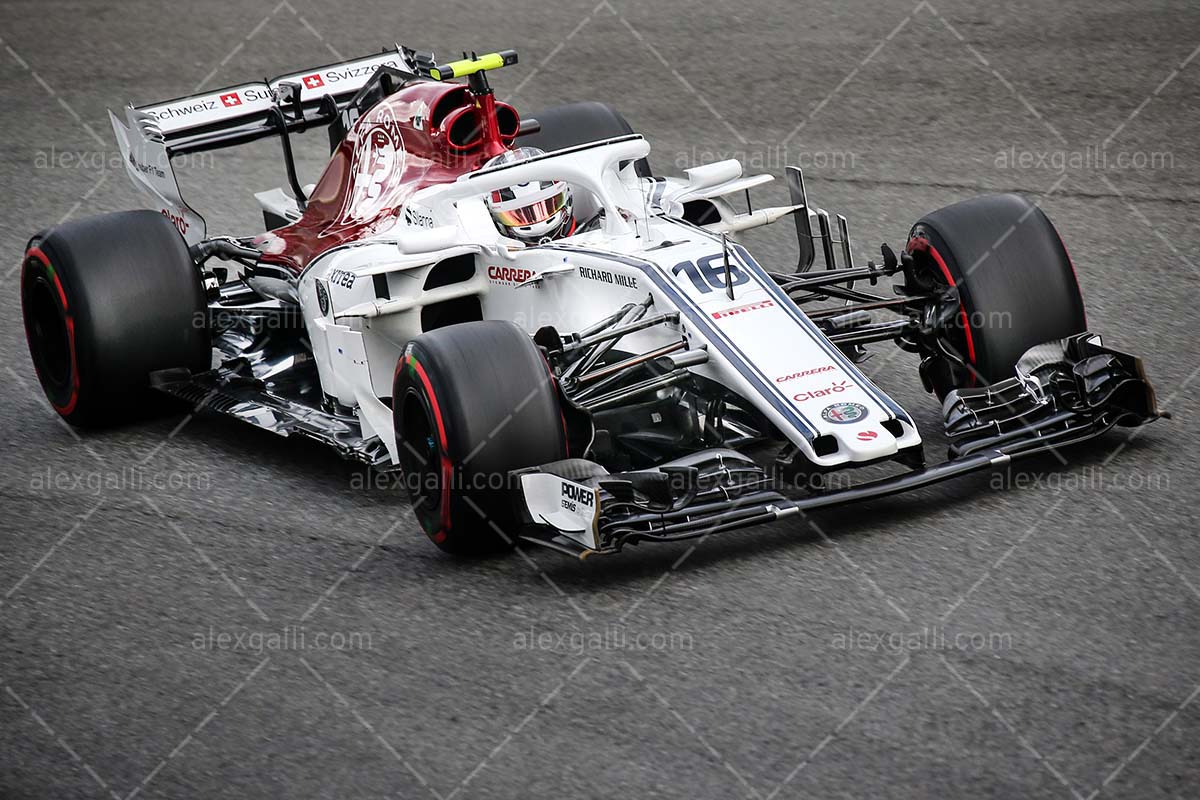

{"left": 833, "top": 425, "right": 898, "bottom": 461}
{"left": 810, "top": 400, "right": 900, "bottom": 462}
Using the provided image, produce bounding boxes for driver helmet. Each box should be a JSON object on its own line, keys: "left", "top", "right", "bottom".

{"left": 484, "top": 147, "right": 574, "bottom": 241}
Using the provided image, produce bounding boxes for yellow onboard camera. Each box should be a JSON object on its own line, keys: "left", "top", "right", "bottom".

{"left": 428, "top": 50, "right": 519, "bottom": 82}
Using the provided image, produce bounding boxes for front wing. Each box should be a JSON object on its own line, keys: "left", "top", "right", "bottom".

{"left": 513, "top": 333, "right": 1163, "bottom": 558}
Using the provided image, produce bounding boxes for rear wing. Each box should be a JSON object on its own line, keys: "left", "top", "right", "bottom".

{"left": 109, "top": 47, "right": 427, "bottom": 244}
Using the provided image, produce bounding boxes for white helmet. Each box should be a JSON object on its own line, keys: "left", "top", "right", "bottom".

{"left": 484, "top": 147, "right": 574, "bottom": 241}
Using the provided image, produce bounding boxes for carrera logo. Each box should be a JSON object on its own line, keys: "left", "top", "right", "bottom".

{"left": 302, "top": 73, "right": 325, "bottom": 90}
{"left": 711, "top": 299, "right": 774, "bottom": 319}
{"left": 561, "top": 482, "right": 595, "bottom": 508}
{"left": 793, "top": 380, "right": 854, "bottom": 403}
{"left": 857, "top": 430, "right": 879, "bottom": 441}
{"left": 219, "top": 92, "right": 242, "bottom": 108}
{"left": 776, "top": 365, "right": 834, "bottom": 383}
{"left": 160, "top": 208, "right": 189, "bottom": 236}
{"left": 488, "top": 266, "right": 535, "bottom": 285}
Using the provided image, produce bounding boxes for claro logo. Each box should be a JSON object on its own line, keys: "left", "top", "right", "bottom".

{"left": 793, "top": 380, "right": 855, "bottom": 403}
{"left": 488, "top": 266, "right": 535, "bottom": 285}
{"left": 776, "top": 365, "right": 835, "bottom": 383}
{"left": 160, "top": 208, "right": 189, "bottom": 236}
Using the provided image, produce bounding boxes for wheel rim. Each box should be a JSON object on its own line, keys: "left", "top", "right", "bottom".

{"left": 398, "top": 389, "right": 443, "bottom": 525}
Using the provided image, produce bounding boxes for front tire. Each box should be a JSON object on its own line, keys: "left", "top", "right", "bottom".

{"left": 21, "top": 211, "right": 210, "bottom": 426}
{"left": 393, "top": 321, "right": 568, "bottom": 556}
{"left": 907, "top": 193, "right": 1086, "bottom": 398}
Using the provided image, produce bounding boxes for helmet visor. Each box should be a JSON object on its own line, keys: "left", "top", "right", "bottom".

{"left": 490, "top": 191, "right": 567, "bottom": 228}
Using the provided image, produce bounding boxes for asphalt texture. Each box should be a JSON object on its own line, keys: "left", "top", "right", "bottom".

{"left": 2, "top": 1, "right": 1199, "bottom": 798}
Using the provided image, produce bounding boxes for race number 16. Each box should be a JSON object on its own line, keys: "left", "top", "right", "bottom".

{"left": 671, "top": 254, "right": 751, "bottom": 294}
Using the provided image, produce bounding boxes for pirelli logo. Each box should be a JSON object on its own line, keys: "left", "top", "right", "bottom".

{"left": 711, "top": 299, "right": 774, "bottom": 319}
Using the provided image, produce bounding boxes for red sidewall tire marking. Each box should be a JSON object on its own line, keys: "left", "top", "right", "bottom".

{"left": 399, "top": 354, "right": 453, "bottom": 542}
{"left": 23, "top": 247, "right": 80, "bottom": 416}
{"left": 907, "top": 236, "right": 979, "bottom": 386}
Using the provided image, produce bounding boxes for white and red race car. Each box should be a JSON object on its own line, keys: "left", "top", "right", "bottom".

{"left": 21, "top": 47, "right": 1162, "bottom": 557}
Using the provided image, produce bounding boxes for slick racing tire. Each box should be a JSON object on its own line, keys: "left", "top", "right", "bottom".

{"left": 907, "top": 193, "right": 1086, "bottom": 398}
{"left": 521, "top": 101, "right": 652, "bottom": 178}
{"left": 21, "top": 210, "right": 210, "bottom": 427}
{"left": 393, "top": 321, "right": 568, "bottom": 556}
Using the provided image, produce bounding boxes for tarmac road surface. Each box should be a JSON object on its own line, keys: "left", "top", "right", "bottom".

{"left": 2, "top": 0, "right": 1198, "bottom": 797}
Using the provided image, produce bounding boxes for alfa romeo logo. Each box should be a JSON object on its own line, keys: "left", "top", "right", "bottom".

{"left": 821, "top": 402, "right": 868, "bottom": 424}
{"left": 316, "top": 280, "right": 330, "bottom": 315}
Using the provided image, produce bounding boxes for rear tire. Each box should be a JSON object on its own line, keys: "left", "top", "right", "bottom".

{"left": 21, "top": 210, "right": 210, "bottom": 427}
{"left": 521, "top": 101, "right": 652, "bottom": 177}
{"left": 907, "top": 193, "right": 1086, "bottom": 398}
{"left": 393, "top": 321, "right": 568, "bottom": 556}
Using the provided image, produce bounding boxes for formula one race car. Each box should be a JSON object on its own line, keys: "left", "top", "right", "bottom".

{"left": 21, "top": 46, "right": 1163, "bottom": 557}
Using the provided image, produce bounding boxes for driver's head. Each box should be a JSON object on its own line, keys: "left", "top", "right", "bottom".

{"left": 484, "top": 147, "right": 573, "bottom": 242}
